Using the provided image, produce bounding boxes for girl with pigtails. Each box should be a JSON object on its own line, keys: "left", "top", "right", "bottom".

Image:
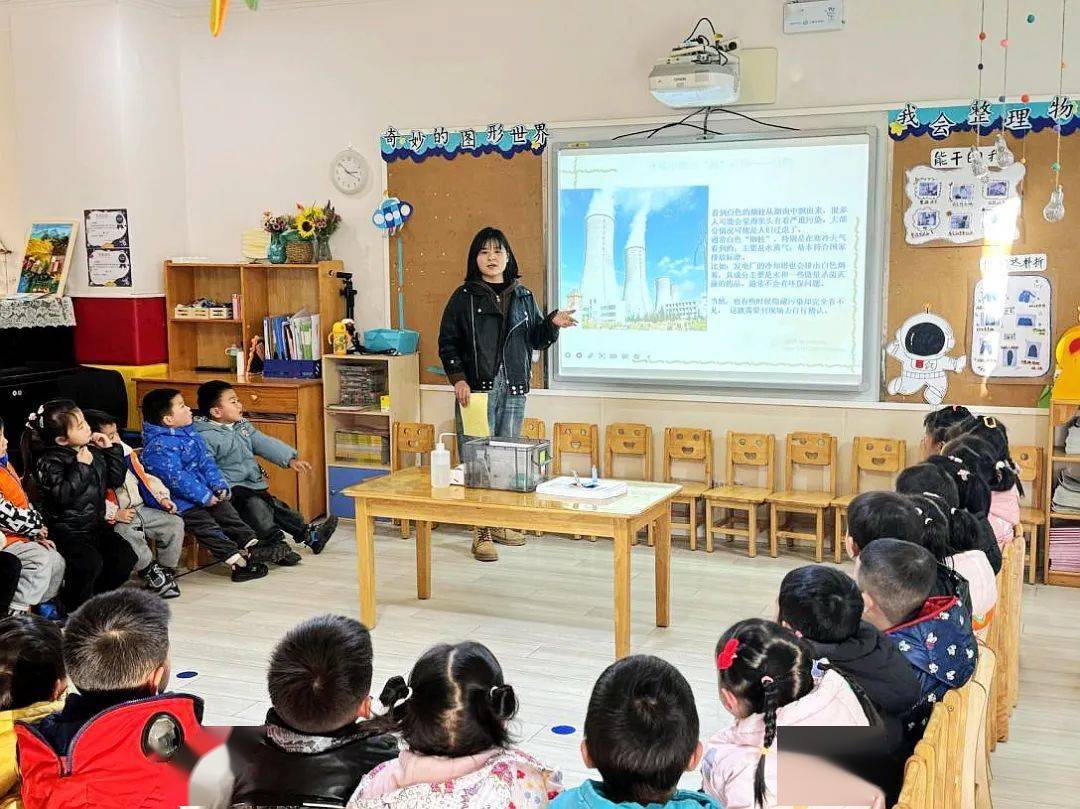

{"left": 701, "top": 619, "right": 879, "bottom": 809}
{"left": 347, "top": 641, "right": 562, "bottom": 809}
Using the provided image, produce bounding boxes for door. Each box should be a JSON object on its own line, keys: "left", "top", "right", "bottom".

{"left": 249, "top": 418, "right": 300, "bottom": 510}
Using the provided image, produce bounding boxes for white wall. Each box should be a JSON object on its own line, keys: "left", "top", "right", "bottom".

{"left": 175, "top": 0, "right": 1079, "bottom": 332}
{"left": 0, "top": 11, "right": 21, "bottom": 295}
{"left": 4, "top": 0, "right": 185, "bottom": 297}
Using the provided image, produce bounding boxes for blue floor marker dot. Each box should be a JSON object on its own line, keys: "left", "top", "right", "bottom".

{"left": 551, "top": 725, "right": 576, "bottom": 735}
{"left": 176, "top": 671, "right": 198, "bottom": 679}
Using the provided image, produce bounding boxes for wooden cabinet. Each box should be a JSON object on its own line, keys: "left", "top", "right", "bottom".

{"left": 134, "top": 374, "right": 327, "bottom": 519}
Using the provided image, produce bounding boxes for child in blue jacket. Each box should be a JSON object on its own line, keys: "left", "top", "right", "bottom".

{"left": 139, "top": 389, "right": 269, "bottom": 583}
{"left": 194, "top": 381, "right": 336, "bottom": 559}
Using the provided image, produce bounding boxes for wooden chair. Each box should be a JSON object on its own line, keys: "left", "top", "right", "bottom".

{"left": 553, "top": 422, "right": 600, "bottom": 540}
{"left": 831, "top": 436, "right": 907, "bottom": 563}
{"left": 703, "top": 432, "right": 775, "bottom": 556}
{"left": 766, "top": 432, "right": 837, "bottom": 561}
{"left": 391, "top": 422, "right": 435, "bottom": 538}
{"left": 969, "top": 645, "right": 996, "bottom": 809}
{"left": 522, "top": 417, "right": 545, "bottom": 441}
{"left": 1013, "top": 444, "right": 1045, "bottom": 583}
{"left": 662, "top": 427, "right": 713, "bottom": 551}
{"left": 522, "top": 418, "right": 545, "bottom": 535}
{"left": 605, "top": 423, "right": 654, "bottom": 544}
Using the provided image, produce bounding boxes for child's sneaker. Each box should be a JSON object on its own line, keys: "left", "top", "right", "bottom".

{"left": 305, "top": 515, "right": 338, "bottom": 555}
{"left": 140, "top": 562, "right": 177, "bottom": 597}
{"left": 231, "top": 560, "right": 269, "bottom": 582}
{"left": 250, "top": 539, "right": 294, "bottom": 564}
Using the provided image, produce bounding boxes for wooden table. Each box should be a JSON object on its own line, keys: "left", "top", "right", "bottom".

{"left": 345, "top": 468, "right": 681, "bottom": 658}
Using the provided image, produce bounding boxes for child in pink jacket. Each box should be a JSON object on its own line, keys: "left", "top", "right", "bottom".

{"left": 347, "top": 641, "right": 561, "bottom": 809}
{"left": 702, "top": 619, "right": 881, "bottom": 809}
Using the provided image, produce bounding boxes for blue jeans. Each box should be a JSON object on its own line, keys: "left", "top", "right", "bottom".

{"left": 455, "top": 366, "right": 526, "bottom": 452}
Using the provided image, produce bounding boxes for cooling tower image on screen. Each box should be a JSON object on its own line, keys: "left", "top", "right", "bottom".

{"left": 559, "top": 186, "right": 708, "bottom": 331}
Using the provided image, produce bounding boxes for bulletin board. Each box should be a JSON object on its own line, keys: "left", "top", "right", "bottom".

{"left": 885, "top": 128, "right": 1078, "bottom": 407}
{"left": 386, "top": 152, "right": 546, "bottom": 387}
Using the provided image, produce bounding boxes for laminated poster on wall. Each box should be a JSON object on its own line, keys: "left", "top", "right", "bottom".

{"left": 84, "top": 208, "right": 132, "bottom": 287}
{"left": 903, "top": 161, "right": 1025, "bottom": 246}
{"left": 886, "top": 311, "right": 966, "bottom": 405}
{"left": 970, "top": 274, "right": 1051, "bottom": 379}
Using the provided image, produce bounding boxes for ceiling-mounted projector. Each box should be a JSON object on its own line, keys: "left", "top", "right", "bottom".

{"left": 649, "top": 35, "right": 740, "bottom": 108}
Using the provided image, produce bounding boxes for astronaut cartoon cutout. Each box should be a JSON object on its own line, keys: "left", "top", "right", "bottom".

{"left": 887, "top": 313, "right": 967, "bottom": 405}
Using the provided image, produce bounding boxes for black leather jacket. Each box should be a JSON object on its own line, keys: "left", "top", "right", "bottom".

{"left": 34, "top": 443, "right": 126, "bottom": 537}
{"left": 438, "top": 279, "right": 559, "bottom": 396}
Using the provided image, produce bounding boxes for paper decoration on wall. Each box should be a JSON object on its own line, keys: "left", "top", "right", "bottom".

{"left": 380, "top": 123, "right": 549, "bottom": 163}
{"left": 903, "top": 161, "right": 1024, "bottom": 245}
{"left": 210, "top": 0, "right": 258, "bottom": 37}
{"left": 886, "top": 312, "right": 967, "bottom": 404}
{"left": 979, "top": 252, "right": 1046, "bottom": 273}
{"left": 888, "top": 98, "right": 1078, "bottom": 140}
{"left": 970, "top": 274, "right": 1051, "bottom": 378}
{"left": 84, "top": 208, "right": 132, "bottom": 288}
{"left": 372, "top": 197, "right": 412, "bottom": 235}
{"left": 15, "top": 221, "right": 79, "bottom": 298}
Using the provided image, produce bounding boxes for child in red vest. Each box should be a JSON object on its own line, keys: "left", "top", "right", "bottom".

{"left": 15, "top": 588, "right": 218, "bottom": 809}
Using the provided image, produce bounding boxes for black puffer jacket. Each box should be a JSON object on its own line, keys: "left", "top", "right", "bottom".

{"left": 438, "top": 280, "right": 559, "bottom": 396}
{"left": 34, "top": 443, "right": 126, "bottom": 538}
{"left": 228, "top": 709, "right": 399, "bottom": 808}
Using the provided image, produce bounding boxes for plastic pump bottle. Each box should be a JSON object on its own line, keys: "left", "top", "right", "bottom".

{"left": 431, "top": 433, "right": 453, "bottom": 488}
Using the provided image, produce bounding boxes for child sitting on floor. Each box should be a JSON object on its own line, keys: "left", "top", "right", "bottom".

{"left": 0, "top": 613, "right": 66, "bottom": 808}
{"left": 22, "top": 400, "right": 137, "bottom": 611}
{"left": 83, "top": 410, "right": 183, "bottom": 599}
{"left": 552, "top": 654, "right": 719, "bottom": 809}
{"left": 0, "top": 417, "right": 64, "bottom": 617}
{"left": 702, "top": 618, "right": 880, "bottom": 809}
{"left": 347, "top": 641, "right": 561, "bottom": 809}
{"left": 139, "top": 389, "right": 269, "bottom": 583}
{"left": 191, "top": 614, "right": 398, "bottom": 809}
{"left": 777, "top": 565, "right": 919, "bottom": 805}
{"left": 856, "top": 539, "right": 978, "bottom": 745}
{"left": 15, "top": 589, "right": 216, "bottom": 809}
{"left": 194, "top": 380, "right": 337, "bottom": 558}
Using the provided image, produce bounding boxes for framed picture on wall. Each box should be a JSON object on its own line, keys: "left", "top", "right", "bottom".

{"left": 14, "top": 220, "right": 79, "bottom": 298}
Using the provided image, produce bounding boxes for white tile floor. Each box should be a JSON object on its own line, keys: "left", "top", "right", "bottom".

{"left": 167, "top": 523, "right": 1080, "bottom": 806}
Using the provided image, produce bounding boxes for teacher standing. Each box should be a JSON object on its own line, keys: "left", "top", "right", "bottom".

{"left": 438, "top": 226, "right": 577, "bottom": 562}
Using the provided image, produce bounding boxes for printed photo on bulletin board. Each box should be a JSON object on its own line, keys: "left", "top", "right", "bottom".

{"left": 15, "top": 221, "right": 79, "bottom": 298}
{"left": 84, "top": 208, "right": 133, "bottom": 287}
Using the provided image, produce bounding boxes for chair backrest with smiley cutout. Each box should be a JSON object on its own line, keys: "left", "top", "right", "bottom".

{"left": 847, "top": 435, "right": 908, "bottom": 496}
{"left": 604, "top": 423, "right": 653, "bottom": 481}
{"left": 725, "top": 431, "right": 775, "bottom": 490}
{"left": 662, "top": 427, "right": 714, "bottom": 486}
{"left": 784, "top": 431, "right": 838, "bottom": 496}
{"left": 391, "top": 422, "right": 436, "bottom": 471}
{"left": 552, "top": 422, "right": 600, "bottom": 476}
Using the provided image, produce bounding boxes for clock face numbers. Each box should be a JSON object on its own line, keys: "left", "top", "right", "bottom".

{"left": 332, "top": 152, "right": 367, "bottom": 194}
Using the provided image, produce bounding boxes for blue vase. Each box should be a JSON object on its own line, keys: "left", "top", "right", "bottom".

{"left": 268, "top": 232, "right": 287, "bottom": 264}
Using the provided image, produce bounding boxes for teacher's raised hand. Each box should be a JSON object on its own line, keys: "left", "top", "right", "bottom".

{"left": 552, "top": 309, "right": 578, "bottom": 328}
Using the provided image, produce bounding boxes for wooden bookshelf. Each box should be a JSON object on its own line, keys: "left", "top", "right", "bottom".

{"left": 163, "top": 260, "right": 343, "bottom": 373}
{"left": 1044, "top": 396, "right": 1080, "bottom": 587}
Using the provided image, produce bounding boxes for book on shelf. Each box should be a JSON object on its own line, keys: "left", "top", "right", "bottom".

{"left": 263, "top": 310, "right": 321, "bottom": 361}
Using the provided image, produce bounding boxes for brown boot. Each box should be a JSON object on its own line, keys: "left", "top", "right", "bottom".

{"left": 472, "top": 528, "right": 498, "bottom": 562}
{"left": 490, "top": 527, "right": 526, "bottom": 546}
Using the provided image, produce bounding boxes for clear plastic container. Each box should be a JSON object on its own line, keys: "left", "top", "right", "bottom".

{"left": 462, "top": 437, "right": 552, "bottom": 492}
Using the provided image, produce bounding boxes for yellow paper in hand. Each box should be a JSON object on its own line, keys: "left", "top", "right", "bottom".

{"left": 460, "top": 393, "right": 490, "bottom": 437}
